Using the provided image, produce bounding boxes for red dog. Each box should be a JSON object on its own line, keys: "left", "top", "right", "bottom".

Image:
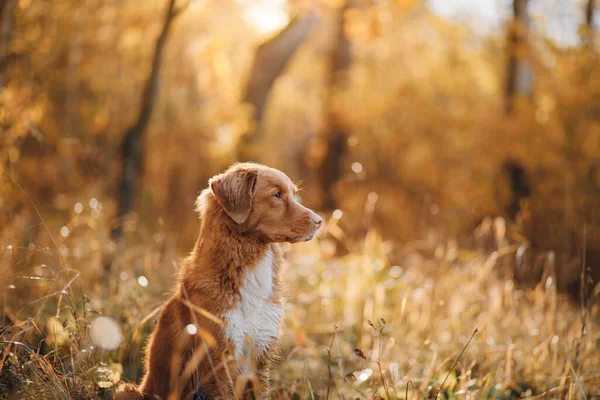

{"left": 116, "top": 163, "right": 322, "bottom": 399}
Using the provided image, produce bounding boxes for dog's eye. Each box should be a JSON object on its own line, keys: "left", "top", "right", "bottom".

{"left": 274, "top": 192, "right": 282, "bottom": 199}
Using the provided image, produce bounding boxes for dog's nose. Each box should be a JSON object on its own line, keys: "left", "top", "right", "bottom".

{"left": 313, "top": 216, "right": 323, "bottom": 226}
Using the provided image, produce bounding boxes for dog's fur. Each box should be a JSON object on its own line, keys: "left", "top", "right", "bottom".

{"left": 115, "top": 163, "right": 322, "bottom": 400}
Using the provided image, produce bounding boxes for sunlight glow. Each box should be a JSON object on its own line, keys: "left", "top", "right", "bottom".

{"left": 238, "top": 0, "right": 289, "bottom": 35}
{"left": 427, "top": 0, "right": 592, "bottom": 47}
{"left": 60, "top": 226, "right": 70, "bottom": 237}
{"left": 74, "top": 202, "right": 83, "bottom": 214}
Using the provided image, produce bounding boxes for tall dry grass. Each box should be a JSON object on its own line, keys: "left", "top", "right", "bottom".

{"left": 1, "top": 197, "right": 598, "bottom": 399}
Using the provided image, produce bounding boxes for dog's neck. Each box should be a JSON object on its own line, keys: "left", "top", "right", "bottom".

{"left": 196, "top": 210, "right": 268, "bottom": 262}
{"left": 183, "top": 191, "right": 269, "bottom": 296}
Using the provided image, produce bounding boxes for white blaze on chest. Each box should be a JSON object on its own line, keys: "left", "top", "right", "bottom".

{"left": 223, "top": 249, "right": 283, "bottom": 359}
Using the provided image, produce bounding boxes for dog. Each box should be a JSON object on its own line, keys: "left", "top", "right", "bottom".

{"left": 115, "top": 163, "right": 322, "bottom": 399}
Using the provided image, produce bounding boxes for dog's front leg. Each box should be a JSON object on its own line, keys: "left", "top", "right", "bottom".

{"left": 140, "top": 298, "right": 193, "bottom": 399}
{"left": 249, "top": 339, "right": 280, "bottom": 400}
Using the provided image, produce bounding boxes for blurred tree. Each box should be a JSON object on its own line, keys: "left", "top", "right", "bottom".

{"left": 0, "top": 0, "right": 17, "bottom": 88}
{"left": 317, "top": 0, "right": 353, "bottom": 210}
{"left": 505, "top": 0, "right": 533, "bottom": 114}
{"left": 501, "top": 160, "right": 531, "bottom": 221}
{"left": 108, "top": 0, "right": 184, "bottom": 278}
{"left": 2, "top": 0, "right": 600, "bottom": 296}
{"left": 585, "top": 0, "right": 595, "bottom": 49}
{"left": 237, "top": 10, "right": 316, "bottom": 161}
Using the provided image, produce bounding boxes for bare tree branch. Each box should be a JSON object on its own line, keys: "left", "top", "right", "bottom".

{"left": 237, "top": 11, "right": 316, "bottom": 159}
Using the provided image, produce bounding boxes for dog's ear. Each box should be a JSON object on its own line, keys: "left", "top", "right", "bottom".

{"left": 209, "top": 168, "right": 258, "bottom": 224}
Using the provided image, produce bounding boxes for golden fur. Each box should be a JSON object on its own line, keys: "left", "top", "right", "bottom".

{"left": 115, "top": 163, "right": 322, "bottom": 399}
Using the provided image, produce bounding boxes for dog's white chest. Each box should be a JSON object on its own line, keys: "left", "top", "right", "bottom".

{"left": 223, "top": 250, "right": 283, "bottom": 358}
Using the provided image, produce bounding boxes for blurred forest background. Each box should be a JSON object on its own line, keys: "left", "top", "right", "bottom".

{"left": 2, "top": 0, "right": 600, "bottom": 289}
{"left": 1, "top": 0, "right": 600, "bottom": 398}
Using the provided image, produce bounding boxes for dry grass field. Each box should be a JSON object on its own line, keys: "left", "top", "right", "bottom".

{"left": 1, "top": 201, "right": 598, "bottom": 399}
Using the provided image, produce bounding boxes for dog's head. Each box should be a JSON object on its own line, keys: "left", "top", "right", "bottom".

{"left": 205, "top": 163, "right": 322, "bottom": 243}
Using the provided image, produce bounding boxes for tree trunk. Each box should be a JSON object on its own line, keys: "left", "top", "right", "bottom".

{"left": 318, "top": 1, "right": 353, "bottom": 210}
{"left": 107, "top": 0, "right": 180, "bottom": 277}
{"left": 0, "top": 0, "right": 17, "bottom": 89}
{"left": 505, "top": 0, "right": 533, "bottom": 115}
{"left": 237, "top": 12, "right": 316, "bottom": 161}
{"left": 584, "top": 0, "right": 594, "bottom": 48}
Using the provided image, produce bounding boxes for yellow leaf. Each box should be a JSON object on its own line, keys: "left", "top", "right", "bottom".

{"left": 45, "top": 317, "right": 70, "bottom": 346}
{"left": 98, "top": 381, "right": 114, "bottom": 388}
{"left": 108, "top": 370, "right": 121, "bottom": 384}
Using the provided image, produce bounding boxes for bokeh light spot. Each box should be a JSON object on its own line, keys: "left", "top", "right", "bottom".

{"left": 367, "top": 192, "right": 379, "bottom": 203}
{"left": 137, "top": 276, "right": 149, "bottom": 287}
{"left": 60, "top": 226, "right": 70, "bottom": 237}
{"left": 389, "top": 265, "right": 403, "bottom": 278}
{"left": 347, "top": 136, "right": 359, "bottom": 147}
{"left": 358, "top": 368, "right": 373, "bottom": 382}
{"left": 321, "top": 270, "right": 333, "bottom": 281}
{"left": 186, "top": 324, "right": 197, "bottom": 335}
{"left": 89, "top": 316, "right": 123, "bottom": 350}
{"left": 351, "top": 162, "right": 363, "bottom": 173}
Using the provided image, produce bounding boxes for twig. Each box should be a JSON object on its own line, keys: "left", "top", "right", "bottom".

{"left": 140, "top": 304, "right": 163, "bottom": 325}
{"left": 569, "top": 364, "right": 588, "bottom": 400}
{"left": 0, "top": 222, "right": 44, "bottom": 246}
{"left": 2, "top": 172, "right": 61, "bottom": 257}
{"left": 0, "top": 341, "right": 69, "bottom": 398}
{"left": 435, "top": 327, "right": 479, "bottom": 399}
{"left": 575, "top": 223, "right": 588, "bottom": 371}
{"left": 406, "top": 380, "right": 416, "bottom": 400}
{"left": 307, "top": 377, "right": 316, "bottom": 400}
{"left": 376, "top": 360, "right": 391, "bottom": 400}
{"left": 326, "top": 324, "right": 337, "bottom": 400}
{"left": 376, "top": 321, "right": 391, "bottom": 400}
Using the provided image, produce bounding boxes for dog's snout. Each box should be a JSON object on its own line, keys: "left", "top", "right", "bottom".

{"left": 313, "top": 216, "right": 323, "bottom": 226}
